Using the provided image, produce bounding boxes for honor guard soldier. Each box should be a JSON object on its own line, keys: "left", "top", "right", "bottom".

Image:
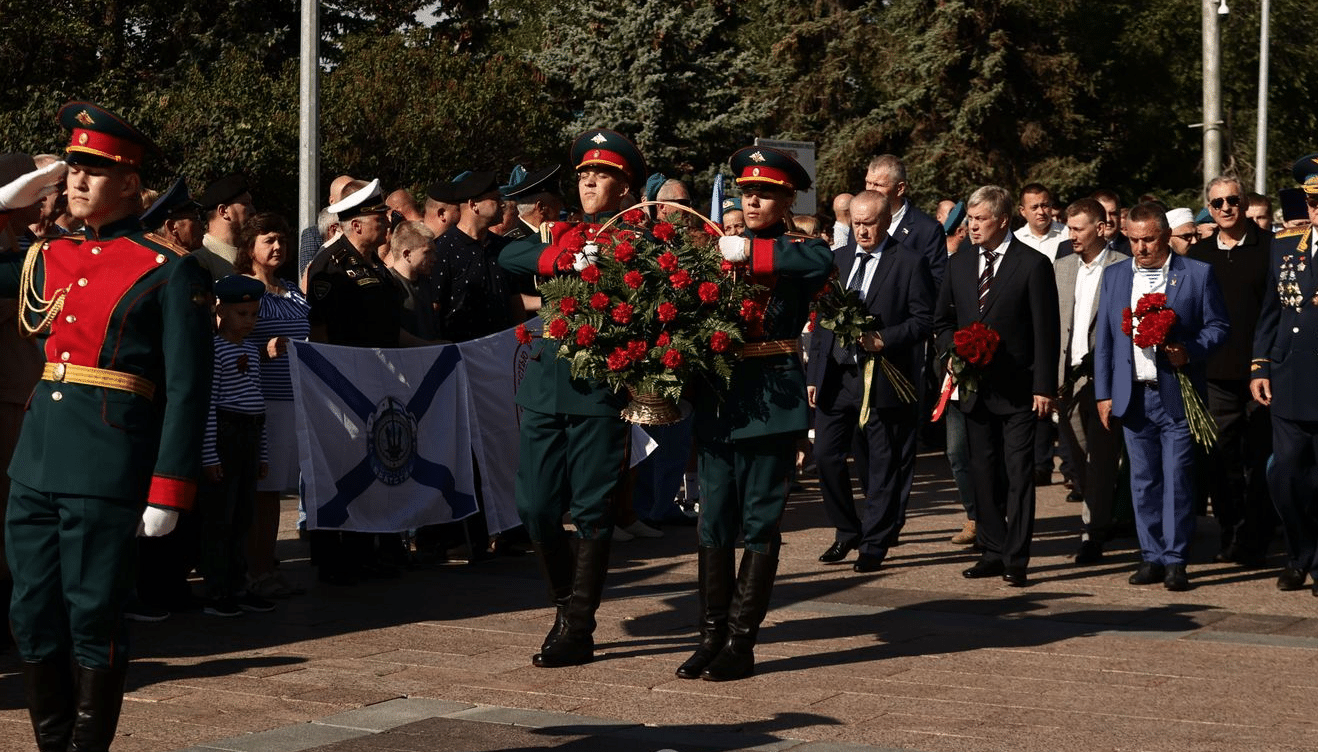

{"left": 0, "top": 102, "right": 213, "bottom": 752}
{"left": 498, "top": 129, "right": 646, "bottom": 668}
{"left": 676, "top": 146, "right": 833, "bottom": 682}
{"left": 1250, "top": 153, "right": 1318, "bottom": 596}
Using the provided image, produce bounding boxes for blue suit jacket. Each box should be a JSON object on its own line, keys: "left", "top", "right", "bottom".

{"left": 806, "top": 236, "right": 935, "bottom": 410}
{"left": 892, "top": 203, "right": 946, "bottom": 287}
{"left": 1093, "top": 253, "right": 1228, "bottom": 420}
{"left": 1251, "top": 227, "right": 1318, "bottom": 421}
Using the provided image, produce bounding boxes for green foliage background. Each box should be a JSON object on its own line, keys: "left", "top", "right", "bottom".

{"left": 2, "top": 0, "right": 1313, "bottom": 218}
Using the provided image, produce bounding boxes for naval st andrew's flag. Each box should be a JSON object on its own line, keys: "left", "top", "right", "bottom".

{"left": 290, "top": 341, "right": 478, "bottom": 532}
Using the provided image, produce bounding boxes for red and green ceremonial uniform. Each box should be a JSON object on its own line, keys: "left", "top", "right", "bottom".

{"left": 694, "top": 223, "right": 833, "bottom": 553}
{"left": 0, "top": 215, "right": 213, "bottom": 669}
{"left": 499, "top": 215, "right": 632, "bottom": 543}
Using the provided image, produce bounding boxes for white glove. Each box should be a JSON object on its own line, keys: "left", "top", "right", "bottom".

{"left": 0, "top": 160, "right": 67, "bottom": 211}
{"left": 718, "top": 236, "right": 749, "bottom": 262}
{"left": 138, "top": 506, "right": 179, "bottom": 537}
{"left": 572, "top": 243, "right": 600, "bottom": 271}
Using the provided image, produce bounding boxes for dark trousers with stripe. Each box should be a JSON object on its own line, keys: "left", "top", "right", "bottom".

{"left": 515, "top": 408, "right": 629, "bottom": 543}
{"left": 5, "top": 481, "right": 139, "bottom": 668}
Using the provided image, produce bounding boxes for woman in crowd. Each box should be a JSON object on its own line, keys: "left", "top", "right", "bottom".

{"left": 235, "top": 212, "right": 310, "bottom": 599}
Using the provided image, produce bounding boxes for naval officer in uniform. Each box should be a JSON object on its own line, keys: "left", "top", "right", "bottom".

{"left": 0, "top": 102, "right": 213, "bottom": 752}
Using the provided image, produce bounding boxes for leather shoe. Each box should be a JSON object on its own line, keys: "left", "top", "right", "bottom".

{"left": 819, "top": 541, "right": 855, "bottom": 564}
{"left": 852, "top": 554, "right": 883, "bottom": 573}
{"left": 1074, "top": 539, "right": 1103, "bottom": 565}
{"left": 962, "top": 558, "right": 1004, "bottom": 579}
{"left": 1163, "top": 563, "right": 1190, "bottom": 592}
{"left": 1128, "top": 561, "right": 1166, "bottom": 585}
{"left": 1033, "top": 468, "right": 1053, "bottom": 486}
{"left": 1212, "top": 542, "right": 1240, "bottom": 564}
{"left": 1277, "top": 567, "right": 1307, "bottom": 591}
{"left": 1002, "top": 567, "right": 1028, "bottom": 587}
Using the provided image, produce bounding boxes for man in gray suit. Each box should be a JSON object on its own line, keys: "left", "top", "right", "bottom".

{"left": 1055, "top": 198, "right": 1127, "bottom": 564}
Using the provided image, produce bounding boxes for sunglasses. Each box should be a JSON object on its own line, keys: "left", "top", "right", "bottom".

{"left": 1209, "top": 195, "right": 1241, "bottom": 210}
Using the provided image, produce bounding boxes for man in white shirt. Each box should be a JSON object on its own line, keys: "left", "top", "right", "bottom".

{"left": 1054, "top": 199, "right": 1125, "bottom": 564}
{"left": 830, "top": 192, "right": 853, "bottom": 249}
{"left": 1013, "top": 183, "right": 1068, "bottom": 262}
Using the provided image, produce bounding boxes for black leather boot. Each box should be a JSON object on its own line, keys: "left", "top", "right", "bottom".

{"left": 21, "top": 657, "right": 75, "bottom": 752}
{"left": 701, "top": 549, "right": 778, "bottom": 682}
{"left": 531, "top": 539, "right": 575, "bottom": 652}
{"left": 69, "top": 663, "right": 127, "bottom": 752}
{"left": 534, "top": 537, "right": 610, "bottom": 668}
{"left": 676, "top": 546, "right": 734, "bottom": 679}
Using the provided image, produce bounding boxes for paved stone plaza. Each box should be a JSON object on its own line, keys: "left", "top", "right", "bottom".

{"left": 2, "top": 452, "right": 1315, "bottom": 752}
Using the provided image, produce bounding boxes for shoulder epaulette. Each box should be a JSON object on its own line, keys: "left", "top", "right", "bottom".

{"left": 1276, "top": 227, "right": 1306, "bottom": 239}
{"left": 142, "top": 232, "right": 189, "bottom": 257}
{"left": 540, "top": 221, "right": 556, "bottom": 244}
{"left": 784, "top": 231, "right": 814, "bottom": 241}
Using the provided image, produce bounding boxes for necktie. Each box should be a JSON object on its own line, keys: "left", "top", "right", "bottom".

{"left": 978, "top": 249, "right": 998, "bottom": 312}
{"left": 832, "top": 252, "right": 873, "bottom": 365}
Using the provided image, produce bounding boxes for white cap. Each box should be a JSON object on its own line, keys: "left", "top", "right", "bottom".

{"left": 1165, "top": 207, "right": 1195, "bottom": 229}
{"left": 327, "top": 178, "right": 386, "bottom": 220}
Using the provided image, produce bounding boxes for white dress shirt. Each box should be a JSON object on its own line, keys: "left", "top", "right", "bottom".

{"left": 1069, "top": 249, "right": 1109, "bottom": 366}
{"left": 976, "top": 232, "right": 1013, "bottom": 277}
{"left": 1130, "top": 254, "right": 1171, "bottom": 382}
{"left": 845, "top": 236, "right": 890, "bottom": 298}
{"left": 1013, "top": 221, "right": 1068, "bottom": 262}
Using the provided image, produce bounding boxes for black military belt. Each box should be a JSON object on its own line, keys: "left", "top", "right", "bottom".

{"left": 41, "top": 362, "right": 156, "bottom": 400}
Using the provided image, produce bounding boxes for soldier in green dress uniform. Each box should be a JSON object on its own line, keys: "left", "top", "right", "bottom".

{"left": 498, "top": 129, "right": 645, "bottom": 668}
{"left": 0, "top": 102, "right": 213, "bottom": 751}
{"left": 676, "top": 146, "right": 833, "bottom": 682}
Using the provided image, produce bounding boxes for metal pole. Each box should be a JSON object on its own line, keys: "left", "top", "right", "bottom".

{"left": 1203, "top": 0, "right": 1222, "bottom": 190}
{"left": 298, "top": 0, "right": 320, "bottom": 276}
{"left": 1254, "top": 0, "right": 1270, "bottom": 194}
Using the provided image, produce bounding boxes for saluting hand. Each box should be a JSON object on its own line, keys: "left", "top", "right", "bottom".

{"left": 0, "top": 160, "right": 66, "bottom": 211}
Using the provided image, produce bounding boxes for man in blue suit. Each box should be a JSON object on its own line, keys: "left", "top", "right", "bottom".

{"left": 1249, "top": 153, "right": 1318, "bottom": 596}
{"left": 1094, "top": 202, "right": 1228, "bottom": 591}
{"left": 865, "top": 155, "right": 946, "bottom": 286}
{"left": 806, "top": 191, "right": 935, "bottom": 572}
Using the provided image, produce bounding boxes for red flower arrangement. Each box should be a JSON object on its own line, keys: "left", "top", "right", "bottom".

{"left": 534, "top": 204, "right": 764, "bottom": 416}
{"left": 931, "top": 322, "right": 1002, "bottom": 421}
{"left": 1123, "top": 292, "right": 1218, "bottom": 448}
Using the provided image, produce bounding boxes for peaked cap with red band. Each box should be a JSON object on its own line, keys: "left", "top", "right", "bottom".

{"left": 570, "top": 128, "right": 647, "bottom": 192}
{"left": 58, "top": 101, "right": 160, "bottom": 170}
{"left": 730, "top": 145, "right": 812, "bottom": 192}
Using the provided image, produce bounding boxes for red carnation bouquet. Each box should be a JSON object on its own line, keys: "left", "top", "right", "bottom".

{"left": 1123, "top": 292, "right": 1217, "bottom": 448}
{"left": 533, "top": 201, "right": 765, "bottom": 423}
{"left": 810, "top": 279, "right": 917, "bottom": 426}
{"left": 931, "top": 322, "right": 1001, "bottom": 421}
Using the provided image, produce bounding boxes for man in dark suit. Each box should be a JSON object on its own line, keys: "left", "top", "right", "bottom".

{"left": 865, "top": 154, "right": 946, "bottom": 286}
{"left": 934, "top": 185, "right": 1060, "bottom": 586}
{"left": 1054, "top": 198, "right": 1126, "bottom": 564}
{"left": 1094, "top": 203, "right": 1229, "bottom": 591}
{"left": 806, "top": 191, "right": 935, "bottom": 573}
{"left": 1190, "top": 176, "right": 1274, "bottom": 567}
{"left": 1250, "top": 153, "right": 1318, "bottom": 595}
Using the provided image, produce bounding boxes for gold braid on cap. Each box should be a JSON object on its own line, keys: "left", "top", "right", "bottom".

{"left": 18, "top": 243, "right": 69, "bottom": 338}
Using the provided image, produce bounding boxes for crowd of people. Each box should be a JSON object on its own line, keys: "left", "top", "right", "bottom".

{"left": 1, "top": 99, "right": 1317, "bottom": 750}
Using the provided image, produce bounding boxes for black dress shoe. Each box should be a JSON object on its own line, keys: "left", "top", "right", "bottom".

{"left": 1074, "top": 540, "right": 1104, "bottom": 565}
{"left": 1128, "top": 561, "right": 1166, "bottom": 585}
{"left": 1002, "top": 567, "right": 1028, "bottom": 587}
{"left": 1212, "top": 542, "right": 1241, "bottom": 564}
{"left": 1163, "top": 563, "right": 1190, "bottom": 592}
{"left": 962, "top": 558, "right": 1005, "bottom": 579}
{"left": 1277, "top": 567, "right": 1307, "bottom": 591}
{"left": 853, "top": 554, "right": 883, "bottom": 573}
{"left": 819, "top": 541, "right": 855, "bottom": 564}
{"left": 1033, "top": 469, "right": 1053, "bottom": 487}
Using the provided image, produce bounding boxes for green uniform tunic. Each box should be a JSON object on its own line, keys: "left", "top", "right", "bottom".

{"left": 499, "top": 216, "right": 629, "bottom": 542}
{"left": 0, "top": 216, "right": 213, "bottom": 667}
{"left": 693, "top": 223, "right": 832, "bottom": 553}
